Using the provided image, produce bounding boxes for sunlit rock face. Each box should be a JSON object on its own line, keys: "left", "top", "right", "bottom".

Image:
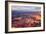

{"left": 12, "top": 14, "right": 41, "bottom": 27}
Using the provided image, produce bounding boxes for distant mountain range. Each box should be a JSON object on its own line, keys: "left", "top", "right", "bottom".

{"left": 12, "top": 10, "right": 41, "bottom": 16}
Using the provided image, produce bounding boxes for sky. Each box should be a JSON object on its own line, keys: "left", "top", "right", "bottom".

{"left": 12, "top": 6, "right": 41, "bottom": 12}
